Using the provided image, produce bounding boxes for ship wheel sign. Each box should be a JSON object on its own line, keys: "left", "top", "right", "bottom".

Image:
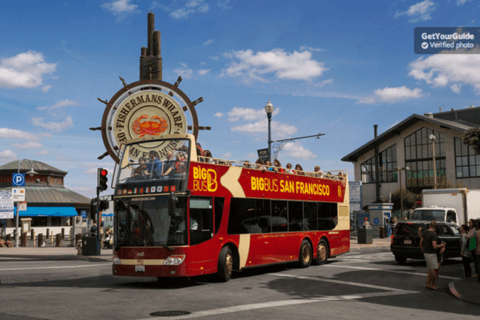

{"left": 91, "top": 13, "right": 210, "bottom": 163}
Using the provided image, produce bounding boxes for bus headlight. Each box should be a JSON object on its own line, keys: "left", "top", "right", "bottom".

{"left": 112, "top": 251, "right": 121, "bottom": 265}
{"left": 164, "top": 254, "right": 185, "bottom": 265}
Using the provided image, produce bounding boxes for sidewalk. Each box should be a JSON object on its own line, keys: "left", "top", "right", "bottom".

{"left": 449, "top": 277, "right": 480, "bottom": 305}
{"left": 0, "top": 246, "right": 113, "bottom": 262}
{"left": 350, "top": 237, "right": 391, "bottom": 250}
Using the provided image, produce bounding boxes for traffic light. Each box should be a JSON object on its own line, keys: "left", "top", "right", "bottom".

{"left": 100, "top": 199, "right": 109, "bottom": 211}
{"left": 97, "top": 168, "right": 108, "bottom": 192}
{"left": 90, "top": 198, "right": 98, "bottom": 219}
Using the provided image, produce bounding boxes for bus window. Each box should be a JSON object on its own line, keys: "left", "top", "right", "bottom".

{"left": 228, "top": 198, "right": 259, "bottom": 234}
{"left": 256, "top": 199, "right": 271, "bottom": 233}
{"left": 214, "top": 197, "right": 225, "bottom": 235}
{"left": 318, "top": 203, "right": 338, "bottom": 231}
{"left": 288, "top": 201, "right": 303, "bottom": 231}
{"left": 272, "top": 200, "right": 288, "bottom": 232}
{"left": 303, "top": 202, "right": 317, "bottom": 231}
{"left": 190, "top": 197, "right": 213, "bottom": 245}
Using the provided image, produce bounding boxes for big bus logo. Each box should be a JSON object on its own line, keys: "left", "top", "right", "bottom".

{"left": 338, "top": 186, "right": 342, "bottom": 198}
{"left": 193, "top": 167, "right": 217, "bottom": 192}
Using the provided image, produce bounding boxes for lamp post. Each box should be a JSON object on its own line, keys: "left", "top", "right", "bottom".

{"left": 264, "top": 100, "right": 274, "bottom": 163}
{"left": 429, "top": 134, "right": 437, "bottom": 189}
{"left": 397, "top": 166, "right": 409, "bottom": 221}
{"left": 15, "top": 159, "right": 37, "bottom": 247}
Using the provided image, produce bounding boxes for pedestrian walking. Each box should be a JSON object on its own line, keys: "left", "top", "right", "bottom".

{"left": 460, "top": 224, "right": 472, "bottom": 278}
{"left": 419, "top": 221, "right": 446, "bottom": 291}
{"left": 466, "top": 219, "right": 478, "bottom": 277}
{"left": 475, "top": 220, "right": 480, "bottom": 282}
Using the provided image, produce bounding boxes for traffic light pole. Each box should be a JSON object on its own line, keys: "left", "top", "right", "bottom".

{"left": 96, "top": 187, "right": 101, "bottom": 256}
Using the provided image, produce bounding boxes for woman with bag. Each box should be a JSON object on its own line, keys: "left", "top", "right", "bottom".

{"left": 460, "top": 224, "right": 472, "bottom": 278}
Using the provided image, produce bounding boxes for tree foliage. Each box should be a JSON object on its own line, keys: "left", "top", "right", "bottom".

{"left": 463, "top": 128, "right": 480, "bottom": 155}
{"left": 391, "top": 187, "right": 416, "bottom": 211}
{"left": 436, "top": 180, "right": 466, "bottom": 189}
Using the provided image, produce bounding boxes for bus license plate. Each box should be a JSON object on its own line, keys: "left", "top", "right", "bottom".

{"left": 404, "top": 239, "right": 412, "bottom": 245}
{"left": 135, "top": 265, "right": 145, "bottom": 272}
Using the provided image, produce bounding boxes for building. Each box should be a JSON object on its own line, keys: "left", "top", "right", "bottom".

{"left": 0, "top": 160, "right": 91, "bottom": 238}
{"left": 342, "top": 106, "right": 480, "bottom": 207}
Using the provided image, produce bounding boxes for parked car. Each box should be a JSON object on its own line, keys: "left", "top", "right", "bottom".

{"left": 390, "top": 220, "right": 461, "bottom": 265}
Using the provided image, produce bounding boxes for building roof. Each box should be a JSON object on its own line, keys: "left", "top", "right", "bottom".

{"left": 2, "top": 185, "right": 91, "bottom": 207}
{"left": 0, "top": 160, "right": 67, "bottom": 176}
{"left": 341, "top": 113, "right": 477, "bottom": 163}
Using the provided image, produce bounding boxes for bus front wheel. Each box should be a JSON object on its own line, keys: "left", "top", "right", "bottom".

{"left": 315, "top": 240, "right": 329, "bottom": 265}
{"left": 298, "top": 240, "right": 313, "bottom": 268}
{"left": 217, "top": 246, "right": 234, "bottom": 282}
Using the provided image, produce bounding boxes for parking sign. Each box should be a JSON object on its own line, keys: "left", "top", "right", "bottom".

{"left": 12, "top": 173, "right": 25, "bottom": 187}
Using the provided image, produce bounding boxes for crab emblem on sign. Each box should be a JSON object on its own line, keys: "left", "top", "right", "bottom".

{"left": 132, "top": 115, "right": 168, "bottom": 137}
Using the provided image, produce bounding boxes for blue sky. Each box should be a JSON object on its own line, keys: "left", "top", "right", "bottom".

{"left": 1, "top": 0, "right": 479, "bottom": 198}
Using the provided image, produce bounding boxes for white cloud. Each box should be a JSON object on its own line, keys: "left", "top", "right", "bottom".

{"left": 0, "top": 128, "right": 50, "bottom": 141}
{"left": 203, "top": 39, "right": 213, "bottom": 46}
{"left": 31, "top": 115, "right": 74, "bottom": 132}
{"left": 42, "top": 85, "right": 52, "bottom": 92}
{"left": 0, "top": 150, "right": 17, "bottom": 162}
{"left": 0, "top": 51, "right": 56, "bottom": 89}
{"left": 11, "top": 141, "right": 43, "bottom": 150}
{"left": 280, "top": 142, "right": 317, "bottom": 161}
{"left": 227, "top": 106, "right": 280, "bottom": 122}
{"left": 218, "top": 0, "right": 232, "bottom": 9}
{"left": 232, "top": 119, "right": 297, "bottom": 139}
{"left": 37, "top": 99, "right": 80, "bottom": 111}
{"left": 171, "top": 0, "right": 209, "bottom": 19}
{"left": 174, "top": 64, "right": 193, "bottom": 79}
{"left": 316, "top": 79, "right": 334, "bottom": 87}
{"left": 222, "top": 152, "right": 232, "bottom": 159}
{"left": 222, "top": 48, "right": 327, "bottom": 82}
{"left": 198, "top": 69, "right": 210, "bottom": 75}
{"left": 408, "top": 50, "right": 480, "bottom": 93}
{"left": 210, "top": 56, "right": 219, "bottom": 60}
{"left": 457, "top": 0, "right": 469, "bottom": 5}
{"left": 394, "top": 0, "right": 435, "bottom": 23}
{"left": 34, "top": 149, "right": 50, "bottom": 156}
{"left": 214, "top": 112, "right": 223, "bottom": 118}
{"left": 102, "top": 0, "right": 137, "bottom": 15}
{"left": 358, "top": 86, "right": 424, "bottom": 104}
{"left": 300, "top": 46, "right": 325, "bottom": 53}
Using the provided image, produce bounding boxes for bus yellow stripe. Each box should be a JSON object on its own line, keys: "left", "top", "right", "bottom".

{"left": 238, "top": 234, "right": 250, "bottom": 268}
{"left": 220, "top": 166, "right": 245, "bottom": 198}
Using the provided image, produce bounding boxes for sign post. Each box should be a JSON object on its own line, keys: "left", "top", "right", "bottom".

{"left": 12, "top": 187, "right": 26, "bottom": 247}
{"left": 257, "top": 148, "right": 269, "bottom": 163}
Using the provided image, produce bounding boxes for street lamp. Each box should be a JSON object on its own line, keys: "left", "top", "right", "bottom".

{"left": 15, "top": 159, "right": 37, "bottom": 247}
{"left": 264, "top": 100, "right": 274, "bottom": 163}
{"left": 429, "top": 134, "right": 437, "bottom": 189}
{"left": 397, "top": 166, "right": 409, "bottom": 221}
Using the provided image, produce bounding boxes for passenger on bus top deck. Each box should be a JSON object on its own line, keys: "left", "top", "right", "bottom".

{"left": 133, "top": 157, "right": 148, "bottom": 177}
{"left": 313, "top": 165, "right": 322, "bottom": 177}
{"left": 162, "top": 152, "right": 175, "bottom": 175}
{"left": 265, "top": 161, "right": 275, "bottom": 172}
{"left": 255, "top": 159, "right": 264, "bottom": 170}
{"left": 295, "top": 164, "right": 305, "bottom": 175}
{"left": 243, "top": 160, "right": 251, "bottom": 169}
{"left": 196, "top": 142, "right": 204, "bottom": 157}
{"left": 337, "top": 172, "right": 345, "bottom": 180}
{"left": 147, "top": 151, "right": 162, "bottom": 177}
{"left": 285, "top": 163, "right": 294, "bottom": 174}
{"left": 274, "top": 159, "right": 284, "bottom": 173}
{"left": 203, "top": 150, "right": 215, "bottom": 164}
{"left": 175, "top": 152, "right": 187, "bottom": 173}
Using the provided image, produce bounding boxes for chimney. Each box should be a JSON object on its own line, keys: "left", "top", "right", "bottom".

{"left": 424, "top": 112, "right": 433, "bottom": 118}
{"left": 439, "top": 107, "right": 442, "bottom": 112}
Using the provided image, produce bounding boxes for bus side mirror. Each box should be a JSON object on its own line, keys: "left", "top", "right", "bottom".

{"left": 169, "top": 193, "right": 178, "bottom": 216}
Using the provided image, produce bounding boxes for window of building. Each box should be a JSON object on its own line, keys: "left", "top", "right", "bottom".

{"left": 361, "top": 144, "right": 397, "bottom": 183}
{"left": 405, "top": 128, "right": 446, "bottom": 188}
{"left": 51, "top": 217, "right": 62, "bottom": 226}
{"left": 455, "top": 137, "right": 480, "bottom": 178}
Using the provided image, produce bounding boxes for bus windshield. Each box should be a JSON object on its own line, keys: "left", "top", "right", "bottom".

{"left": 115, "top": 138, "right": 191, "bottom": 195}
{"left": 411, "top": 209, "right": 445, "bottom": 221}
{"left": 115, "top": 196, "right": 188, "bottom": 246}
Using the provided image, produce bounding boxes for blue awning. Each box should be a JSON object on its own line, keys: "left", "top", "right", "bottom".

{"left": 14, "top": 206, "right": 78, "bottom": 217}
{"left": 102, "top": 213, "right": 113, "bottom": 217}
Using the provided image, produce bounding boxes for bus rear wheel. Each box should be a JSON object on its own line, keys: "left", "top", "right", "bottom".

{"left": 315, "top": 240, "right": 329, "bottom": 265}
{"left": 217, "top": 246, "right": 234, "bottom": 282}
{"left": 298, "top": 240, "right": 312, "bottom": 268}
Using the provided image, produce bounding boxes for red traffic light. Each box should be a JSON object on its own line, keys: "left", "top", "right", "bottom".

{"left": 101, "top": 169, "right": 108, "bottom": 176}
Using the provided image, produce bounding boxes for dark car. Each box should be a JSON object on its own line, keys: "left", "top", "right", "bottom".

{"left": 390, "top": 220, "right": 461, "bottom": 264}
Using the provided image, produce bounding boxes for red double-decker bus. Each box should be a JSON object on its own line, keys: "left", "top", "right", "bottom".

{"left": 112, "top": 134, "right": 350, "bottom": 281}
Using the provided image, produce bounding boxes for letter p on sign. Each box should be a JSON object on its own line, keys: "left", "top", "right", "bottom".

{"left": 12, "top": 173, "right": 25, "bottom": 186}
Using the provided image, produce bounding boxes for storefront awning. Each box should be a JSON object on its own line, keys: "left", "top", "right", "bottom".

{"left": 102, "top": 213, "right": 113, "bottom": 217}
{"left": 14, "top": 206, "right": 78, "bottom": 217}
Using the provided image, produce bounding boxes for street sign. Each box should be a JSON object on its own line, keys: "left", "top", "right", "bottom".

{"left": 18, "top": 201, "right": 27, "bottom": 211}
{"left": 12, "top": 173, "right": 25, "bottom": 187}
{"left": 12, "top": 188, "right": 26, "bottom": 202}
{"left": 257, "top": 148, "right": 269, "bottom": 162}
{"left": 349, "top": 181, "right": 362, "bottom": 212}
{"left": 0, "top": 190, "right": 14, "bottom": 219}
